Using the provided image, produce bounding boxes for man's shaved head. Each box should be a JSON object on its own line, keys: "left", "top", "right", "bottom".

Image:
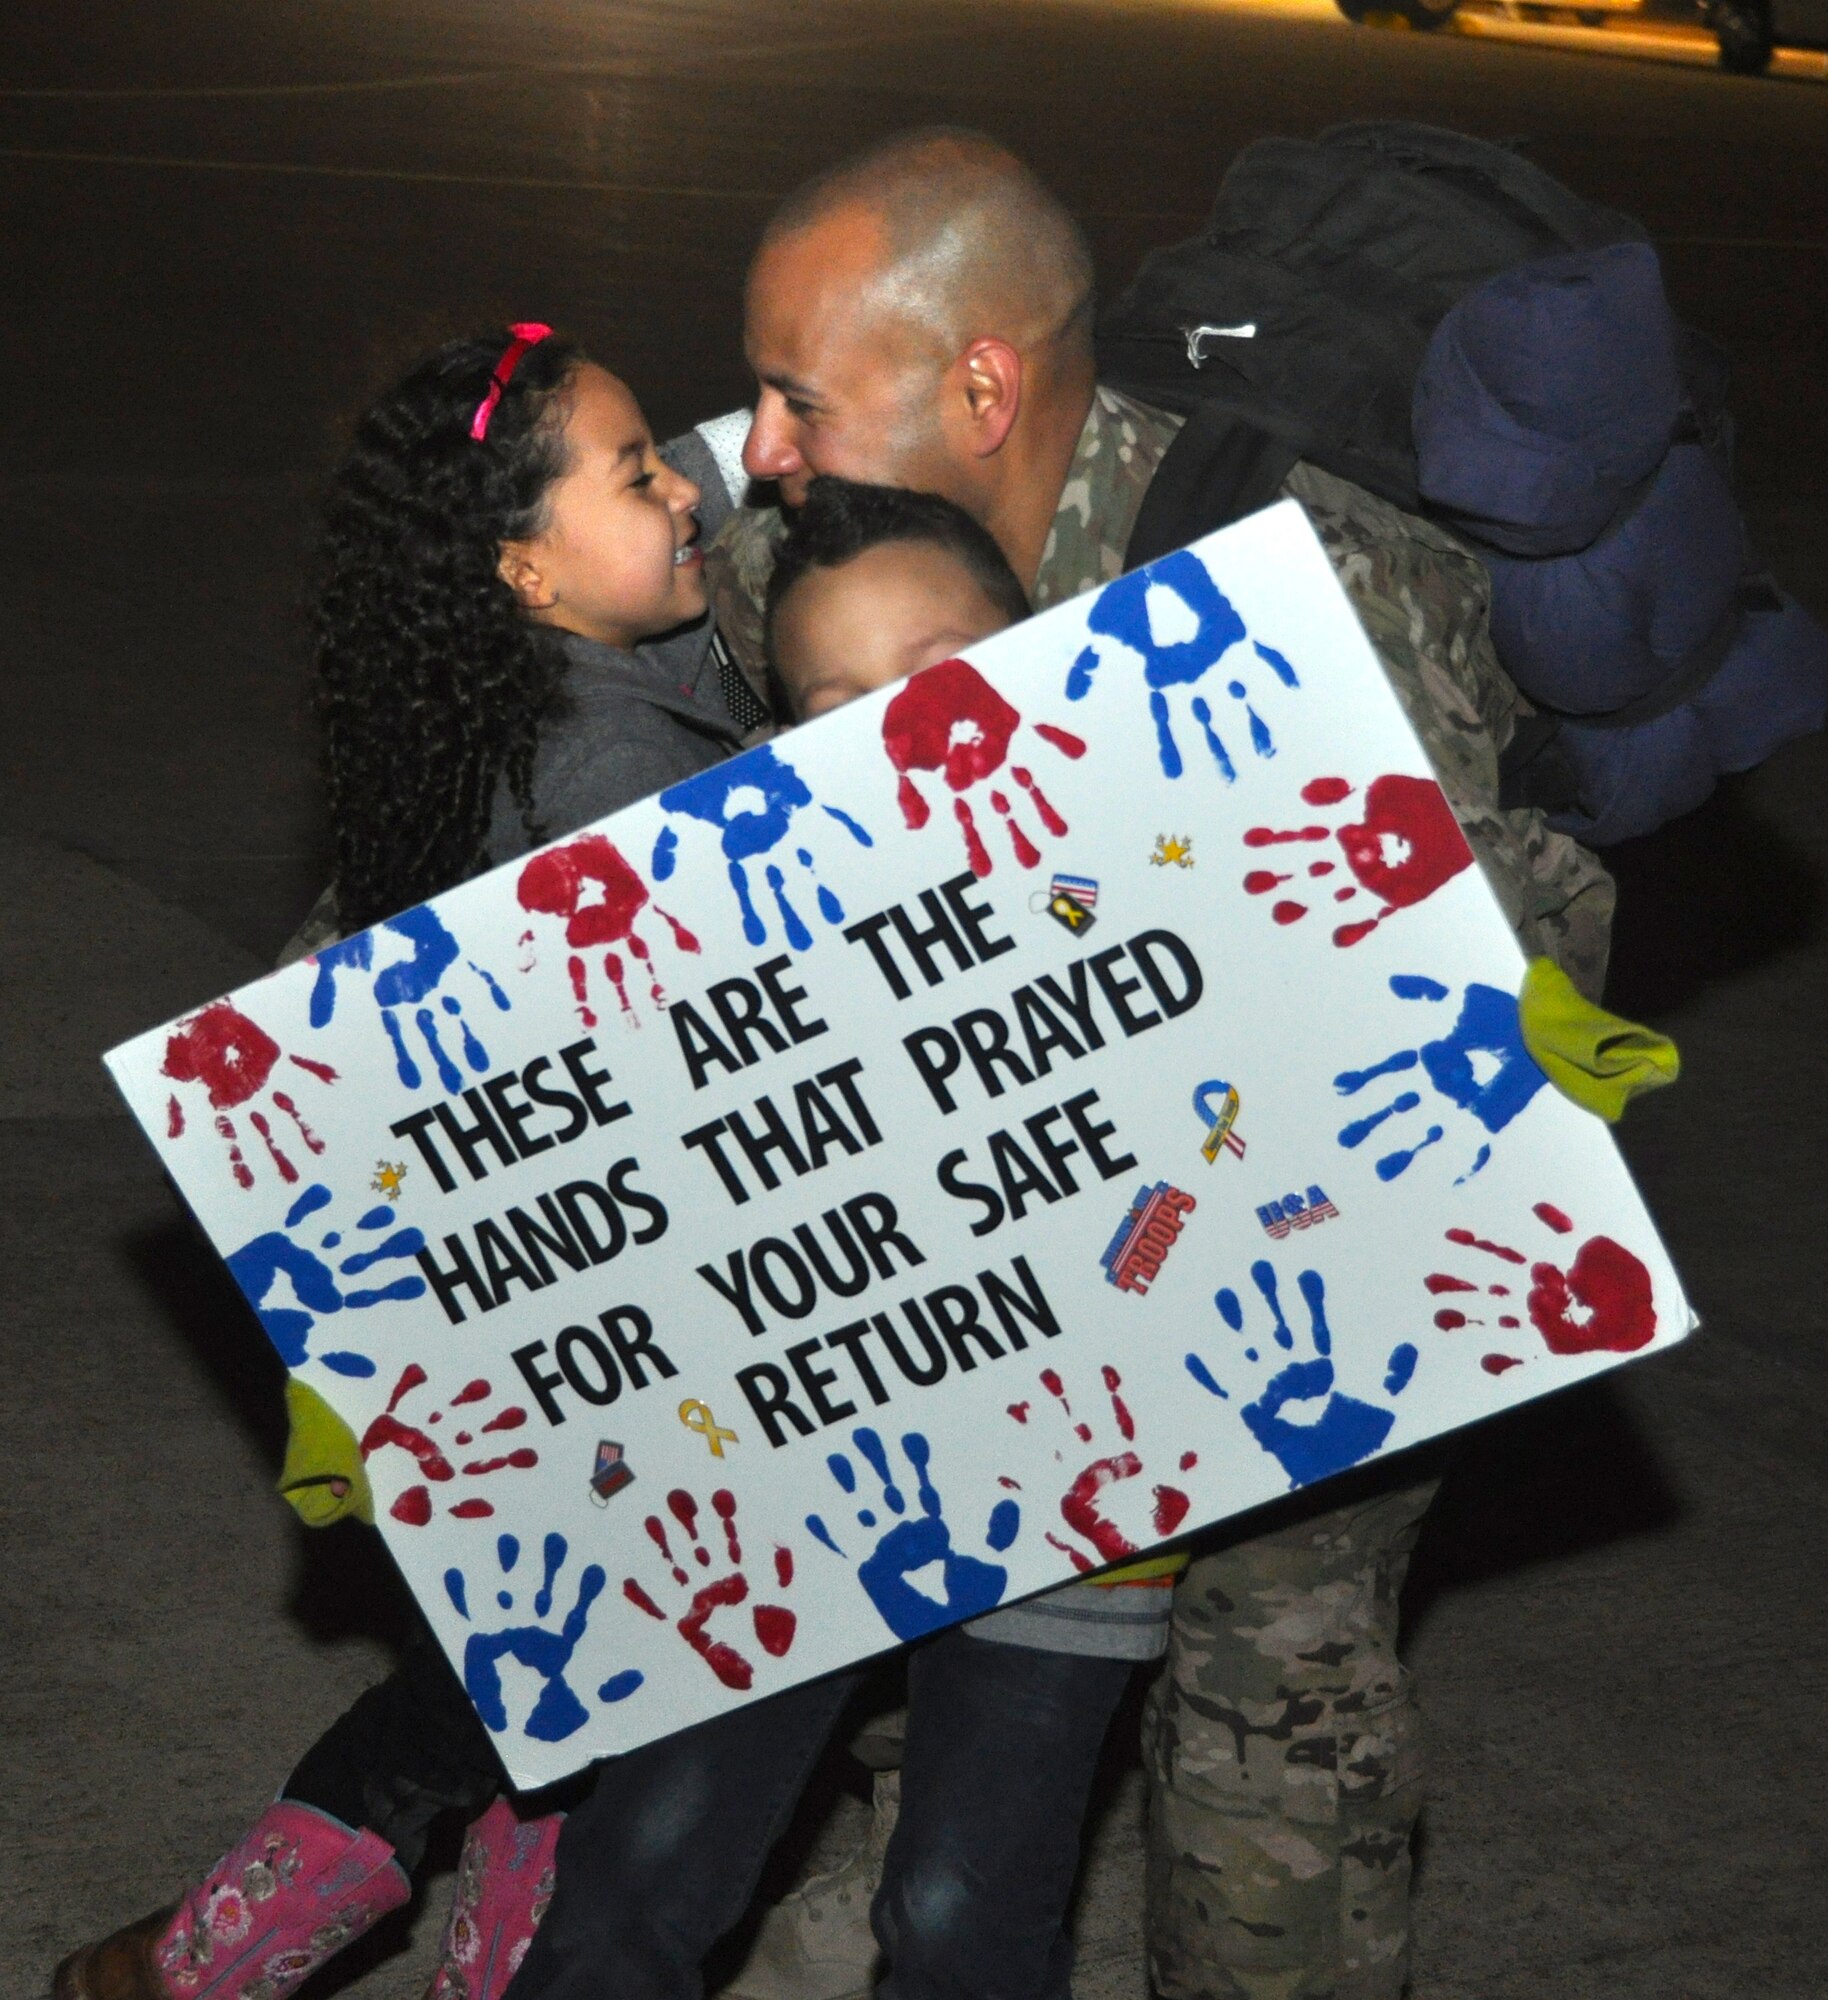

{"left": 760, "top": 127, "right": 1095, "bottom": 361}
{"left": 742, "top": 129, "right": 1101, "bottom": 583}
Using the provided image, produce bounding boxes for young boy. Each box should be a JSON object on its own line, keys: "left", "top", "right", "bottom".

{"left": 763, "top": 475, "right": 1031, "bottom": 718}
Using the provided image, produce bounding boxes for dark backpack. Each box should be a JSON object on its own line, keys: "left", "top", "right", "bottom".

{"left": 1103, "top": 121, "right": 1828, "bottom": 844}
{"left": 1099, "top": 120, "right": 1672, "bottom": 518}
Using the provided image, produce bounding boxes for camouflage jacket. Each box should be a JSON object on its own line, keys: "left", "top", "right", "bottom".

{"left": 704, "top": 497, "right": 788, "bottom": 722}
{"left": 702, "top": 386, "right": 1614, "bottom": 996}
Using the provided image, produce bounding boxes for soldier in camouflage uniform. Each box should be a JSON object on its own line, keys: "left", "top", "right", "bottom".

{"left": 709, "top": 127, "right": 1615, "bottom": 2000}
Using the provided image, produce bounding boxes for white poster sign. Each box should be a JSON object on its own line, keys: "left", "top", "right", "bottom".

{"left": 106, "top": 504, "right": 1694, "bottom": 1787}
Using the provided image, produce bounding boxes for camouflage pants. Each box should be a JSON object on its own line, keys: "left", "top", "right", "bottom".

{"left": 1143, "top": 1474, "right": 1440, "bottom": 2000}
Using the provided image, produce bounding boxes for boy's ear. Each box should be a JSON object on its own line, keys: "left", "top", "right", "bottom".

{"left": 497, "top": 539, "right": 555, "bottom": 612}
{"left": 956, "top": 338, "right": 1022, "bottom": 459}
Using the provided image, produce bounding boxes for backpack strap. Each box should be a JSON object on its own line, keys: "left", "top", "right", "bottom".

{"left": 1496, "top": 710, "right": 1583, "bottom": 815}
{"left": 1497, "top": 570, "right": 1783, "bottom": 815}
{"left": 1124, "top": 403, "right": 1301, "bottom": 571}
{"left": 1566, "top": 573, "right": 1780, "bottom": 730}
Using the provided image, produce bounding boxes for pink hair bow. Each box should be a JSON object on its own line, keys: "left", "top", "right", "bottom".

{"left": 470, "top": 322, "right": 554, "bottom": 441}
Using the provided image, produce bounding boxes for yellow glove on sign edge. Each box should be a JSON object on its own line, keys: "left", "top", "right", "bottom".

{"left": 1519, "top": 957, "right": 1680, "bottom": 1124}
{"left": 1096, "top": 1552, "right": 1191, "bottom": 1586}
{"left": 278, "top": 1378, "right": 374, "bottom": 1527}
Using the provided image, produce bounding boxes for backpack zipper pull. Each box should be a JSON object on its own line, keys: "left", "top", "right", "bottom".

{"left": 1185, "top": 322, "right": 1258, "bottom": 367}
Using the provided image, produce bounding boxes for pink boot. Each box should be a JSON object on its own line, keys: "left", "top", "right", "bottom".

{"left": 55, "top": 1800, "right": 408, "bottom": 2000}
{"left": 149, "top": 1799, "right": 407, "bottom": 1999}
{"left": 423, "top": 1802, "right": 564, "bottom": 2000}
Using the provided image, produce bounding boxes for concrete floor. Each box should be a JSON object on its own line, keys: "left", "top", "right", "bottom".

{"left": 2, "top": 1, "right": 1824, "bottom": 1994}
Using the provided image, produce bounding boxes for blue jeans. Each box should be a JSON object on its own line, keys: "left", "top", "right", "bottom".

{"left": 503, "top": 1629, "right": 1135, "bottom": 2000}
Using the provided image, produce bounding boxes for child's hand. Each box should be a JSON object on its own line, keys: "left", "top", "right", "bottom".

{"left": 1064, "top": 548, "right": 1302, "bottom": 783}
{"left": 882, "top": 658, "right": 1084, "bottom": 879}
{"left": 516, "top": 831, "right": 701, "bottom": 1025}
{"left": 309, "top": 905, "right": 511, "bottom": 1092}
{"left": 161, "top": 1000, "right": 337, "bottom": 1192}
{"left": 654, "top": 743, "right": 873, "bottom": 952}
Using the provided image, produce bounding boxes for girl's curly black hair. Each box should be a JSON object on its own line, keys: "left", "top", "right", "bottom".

{"left": 310, "top": 328, "right": 586, "bottom": 932}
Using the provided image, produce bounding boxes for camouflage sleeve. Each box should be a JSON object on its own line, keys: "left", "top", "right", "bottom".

{"left": 1282, "top": 463, "right": 1616, "bottom": 1001}
{"left": 703, "top": 503, "right": 789, "bottom": 702}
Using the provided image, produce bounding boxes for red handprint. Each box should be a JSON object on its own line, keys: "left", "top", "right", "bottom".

{"left": 622, "top": 1488, "right": 796, "bottom": 1691}
{"left": 516, "top": 833, "right": 700, "bottom": 1028}
{"left": 882, "top": 658, "right": 1086, "bottom": 878}
{"left": 360, "top": 1364, "right": 538, "bottom": 1525}
{"left": 1425, "top": 1201, "right": 1658, "bottom": 1375}
{"left": 161, "top": 1001, "right": 338, "bottom": 1191}
{"left": 1006, "top": 1365, "right": 1190, "bottom": 1573}
{"left": 1423, "top": 1245, "right": 1525, "bottom": 1336}
{"left": 1243, "top": 775, "right": 1473, "bottom": 948}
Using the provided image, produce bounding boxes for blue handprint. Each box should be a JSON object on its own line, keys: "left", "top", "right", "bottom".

{"left": 443, "top": 1532, "right": 642, "bottom": 1743}
{"left": 1185, "top": 1260, "right": 1419, "bottom": 1490}
{"left": 652, "top": 742, "right": 873, "bottom": 950}
{"left": 1064, "top": 549, "right": 1300, "bottom": 780}
{"left": 309, "top": 904, "right": 510, "bottom": 1092}
{"left": 1334, "top": 974, "right": 1549, "bottom": 1183}
{"left": 805, "top": 1427, "right": 1020, "bottom": 1641}
{"left": 224, "top": 1183, "right": 426, "bottom": 1376}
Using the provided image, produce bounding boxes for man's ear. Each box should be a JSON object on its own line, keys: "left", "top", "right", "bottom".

{"left": 497, "top": 539, "right": 556, "bottom": 612}
{"left": 957, "top": 338, "right": 1022, "bottom": 459}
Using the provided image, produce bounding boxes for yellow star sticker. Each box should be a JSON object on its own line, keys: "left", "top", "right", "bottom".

{"left": 1151, "top": 834, "right": 1195, "bottom": 869}
{"left": 370, "top": 1160, "right": 409, "bottom": 1203}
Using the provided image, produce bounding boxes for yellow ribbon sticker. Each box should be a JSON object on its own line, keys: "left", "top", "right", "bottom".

{"left": 679, "top": 1399, "right": 739, "bottom": 1458}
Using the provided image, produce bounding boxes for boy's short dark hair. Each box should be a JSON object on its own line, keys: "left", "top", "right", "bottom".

{"left": 763, "top": 476, "right": 1031, "bottom": 666}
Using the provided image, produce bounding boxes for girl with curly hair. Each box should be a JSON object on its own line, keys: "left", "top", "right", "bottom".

{"left": 316, "top": 323, "right": 754, "bottom": 930}
{"left": 55, "top": 327, "right": 758, "bottom": 2000}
